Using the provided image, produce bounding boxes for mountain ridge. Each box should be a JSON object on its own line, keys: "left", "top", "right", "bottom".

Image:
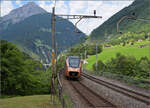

{"left": 90, "top": 0, "right": 150, "bottom": 41}
{"left": 2, "top": 2, "right": 46, "bottom": 24}
{"left": 0, "top": 8, "right": 85, "bottom": 63}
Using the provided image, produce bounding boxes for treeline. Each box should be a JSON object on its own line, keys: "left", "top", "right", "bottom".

{"left": 0, "top": 40, "right": 50, "bottom": 96}
{"left": 93, "top": 53, "right": 150, "bottom": 79}
{"left": 106, "top": 32, "right": 150, "bottom": 46}
{"left": 67, "top": 43, "right": 103, "bottom": 58}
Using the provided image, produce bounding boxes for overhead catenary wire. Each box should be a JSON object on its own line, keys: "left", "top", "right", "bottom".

{"left": 50, "top": 2, "right": 102, "bottom": 95}
{"left": 136, "top": 18, "right": 150, "bottom": 23}
{"left": 117, "top": 13, "right": 150, "bottom": 33}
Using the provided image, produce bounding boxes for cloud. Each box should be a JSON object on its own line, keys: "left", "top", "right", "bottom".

{"left": 38, "top": 1, "right": 68, "bottom": 14}
{"left": 55, "top": 1, "right": 68, "bottom": 14}
{"left": 16, "top": 1, "right": 21, "bottom": 5}
{"left": 38, "top": 1, "right": 55, "bottom": 12}
{"left": 68, "top": 1, "right": 133, "bottom": 35}
{"left": 38, "top": 1, "right": 54, "bottom": 12}
{"left": 1, "top": 1, "right": 134, "bottom": 35}
{"left": 77, "top": 1, "right": 103, "bottom": 34}
{"left": 15, "top": 0, "right": 23, "bottom": 7}
{"left": 69, "top": 1, "right": 88, "bottom": 15}
{"left": 1, "top": 1, "right": 14, "bottom": 16}
{"left": 37, "top": 1, "right": 133, "bottom": 35}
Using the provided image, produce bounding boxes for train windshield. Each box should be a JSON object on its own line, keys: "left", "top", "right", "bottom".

{"left": 69, "top": 58, "right": 80, "bottom": 68}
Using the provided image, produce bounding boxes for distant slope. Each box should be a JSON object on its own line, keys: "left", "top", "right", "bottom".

{"left": 90, "top": 0, "right": 150, "bottom": 41}
{"left": 86, "top": 40, "right": 150, "bottom": 70}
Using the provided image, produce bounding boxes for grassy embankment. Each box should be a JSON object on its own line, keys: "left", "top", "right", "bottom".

{"left": 86, "top": 40, "right": 150, "bottom": 70}
{"left": 0, "top": 95, "right": 61, "bottom": 108}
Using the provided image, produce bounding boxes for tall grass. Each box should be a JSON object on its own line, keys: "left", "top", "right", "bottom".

{"left": 0, "top": 95, "right": 61, "bottom": 108}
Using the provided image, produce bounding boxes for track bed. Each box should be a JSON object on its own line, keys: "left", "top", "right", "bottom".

{"left": 70, "top": 80, "right": 116, "bottom": 108}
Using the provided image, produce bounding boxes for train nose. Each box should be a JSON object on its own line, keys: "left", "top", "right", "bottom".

{"left": 69, "top": 71, "right": 79, "bottom": 77}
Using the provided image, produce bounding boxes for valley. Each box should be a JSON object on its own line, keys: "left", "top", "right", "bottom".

{"left": 0, "top": 0, "right": 150, "bottom": 108}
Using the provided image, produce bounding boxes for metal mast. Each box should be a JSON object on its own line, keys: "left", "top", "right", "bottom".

{"left": 50, "top": 7, "right": 56, "bottom": 94}
{"left": 117, "top": 13, "right": 150, "bottom": 34}
{"left": 50, "top": 8, "right": 102, "bottom": 94}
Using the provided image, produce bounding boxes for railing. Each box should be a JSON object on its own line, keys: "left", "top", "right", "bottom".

{"left": 57, "top": 72, "right": 68, "bottom": 108}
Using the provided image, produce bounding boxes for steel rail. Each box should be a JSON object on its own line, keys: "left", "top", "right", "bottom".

{"left": 82, "top": 73, "right": 150, "bottom": 105}
{"left": 70, "top": 81, "right": 96, "bottom": 108}
{"left": 70, "top": 80, "right": 116, "bottom": 108}
{"left": 78, "top": 81, "right": 116, "bottom": 107}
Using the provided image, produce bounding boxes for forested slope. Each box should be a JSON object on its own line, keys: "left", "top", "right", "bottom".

{"left": 90, "top": 0, "right": 150, "bottom": 41}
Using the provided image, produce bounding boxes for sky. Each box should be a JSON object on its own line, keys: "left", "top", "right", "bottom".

{"left": 1, "top": 0, "right": 134, "bottom": 35}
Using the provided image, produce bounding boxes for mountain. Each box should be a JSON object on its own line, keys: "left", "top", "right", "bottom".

{"left": 1, "top": 2, "right": 46, "bottom": 24}
{"left": 0, "top": 2, "right": 46, "bottom": 32}
{"left": 0, "top": 2, "right": 85, "bottom": 63}
{"left": 90, "top": 0, "right": 150, "bottom": 41}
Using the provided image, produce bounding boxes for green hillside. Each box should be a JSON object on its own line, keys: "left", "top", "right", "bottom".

{"left": 90, "top": 0, "right": 150, "bottom": 41}
{"left": 86, "top": 40, "right": 150, "bottom": 70}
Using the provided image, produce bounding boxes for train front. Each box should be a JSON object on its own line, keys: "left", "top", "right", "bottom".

{"left": 65, "top": 56, "right": 82, "bottom": 79}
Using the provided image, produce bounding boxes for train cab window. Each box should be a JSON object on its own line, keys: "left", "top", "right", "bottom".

{"left": 69, "top": 58, "right": 80, "bottom": 68}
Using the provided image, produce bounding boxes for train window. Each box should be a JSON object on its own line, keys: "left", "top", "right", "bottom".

{"left": 69, "top": 58, "right": 80, "bottom": 68}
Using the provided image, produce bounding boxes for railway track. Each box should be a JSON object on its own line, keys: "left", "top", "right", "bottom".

{"left": 82, "top": 72, "right": 150, "bottom": 105}
{"left": 70, "top": 80, "right": 116, "bottom": 108}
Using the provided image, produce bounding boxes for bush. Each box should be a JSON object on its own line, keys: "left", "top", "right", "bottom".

{"left": 93, "top": 60, "right": 106, "bottom": 71}
{"left": 131, "top": 42, "right": 134, "bottom": 45}
{"left": 86, "top": 43, "right": 103, "bottom": 55}
{"left": 0, "top": 40, "right": 49, "bottom": 96}
{"left": 137, "top": 57, "right": 150, "bottom": 78}
{"left": 67, "top": 43, "right": 103, "bottom": 57}
{"left": 94, "top": 53, "right": 150, "bottom": 79}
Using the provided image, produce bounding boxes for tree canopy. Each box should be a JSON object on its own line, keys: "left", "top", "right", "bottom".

{"left": 0, "top": 40, "right": 50, "bottom": 96}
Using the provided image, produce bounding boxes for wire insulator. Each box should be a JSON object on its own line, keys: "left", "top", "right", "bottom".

{"left": 94, "top": 10, "right": 96, "bottom": 16}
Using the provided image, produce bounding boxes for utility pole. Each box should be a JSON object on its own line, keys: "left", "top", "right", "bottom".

{"left": 96, "top": 42, "right": 98, "bottom": 71}
{"left": 84, "top": 46, "right": 87, "bottom": 71}
{"left": 50, "top": 7, "right": 56, "bottom": 94}
{"left": 84, "top": 46, "right": 87, "bottom": 60}
{"left": 50, "top": 7, "right": 102, "bottom": 94}
{"left": 55, "top": 42, "right": 58, "bottom": 73}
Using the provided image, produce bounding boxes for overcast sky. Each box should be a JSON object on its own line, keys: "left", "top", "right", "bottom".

{"left": 1, "top": 0, "right": 134, "bottom": 35}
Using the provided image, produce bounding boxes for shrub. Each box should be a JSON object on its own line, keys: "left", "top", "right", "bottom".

{"left": 0, "top": 40, "right": 49, "bottom": 96}
{"left": 93, "top": 60, "right": 106, "bottom": 71}
{"left": 93, "top": 53, "right": 150, "bottom": 79}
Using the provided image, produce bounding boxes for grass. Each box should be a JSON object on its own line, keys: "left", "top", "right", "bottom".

{"left": 86, "top": 40, "right": 150, "bottom": 70}
{"left": 63, "top": 94, "right": 74, "bottom": 108}
{"left": 0, "top": 95, "right": 61, "bottom": 108}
